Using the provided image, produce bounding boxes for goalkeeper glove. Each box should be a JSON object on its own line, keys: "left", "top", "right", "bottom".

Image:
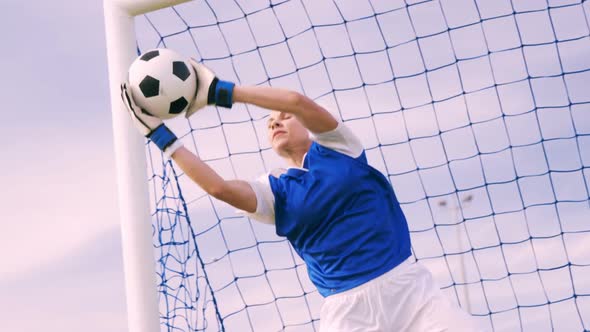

{"left": 120, "top": 83, "right": 183, "bottom": 158}
{"left": 185, "top": 59, "right": 235, "bottom": 118}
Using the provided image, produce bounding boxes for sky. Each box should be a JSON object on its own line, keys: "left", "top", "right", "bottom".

{"left": 0, "top": 0, "right": 589, "bottom": 332}
{"left": 0, "top": 0, "right": 127, "bottom": 331}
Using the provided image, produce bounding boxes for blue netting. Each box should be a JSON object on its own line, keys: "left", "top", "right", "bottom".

{"left": 136, "top": 0, "right": 590, "bottom": 331}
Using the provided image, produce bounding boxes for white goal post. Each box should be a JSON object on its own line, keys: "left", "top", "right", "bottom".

{"left": 103, "top": 1, "right": 192, "bottom": 331}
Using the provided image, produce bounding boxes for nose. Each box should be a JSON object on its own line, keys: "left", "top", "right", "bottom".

{"left": 269, "top": 118, "right": 282, "bottom": 130}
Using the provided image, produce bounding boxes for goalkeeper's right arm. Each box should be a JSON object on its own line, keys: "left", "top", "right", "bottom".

{"left": 119, "top": 82, "right": 258, "bottom": 214}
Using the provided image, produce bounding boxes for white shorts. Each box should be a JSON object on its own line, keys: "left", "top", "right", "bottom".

{"left": 319, "top": 260, "right": 487, "bottom": 332}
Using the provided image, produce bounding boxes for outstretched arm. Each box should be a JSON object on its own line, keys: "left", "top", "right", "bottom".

{"left": 186, "top": 58, "right": 338, "bottom": 135}
{"left": 233, "top": 85, "right": 338, "bottom": 134}
{"left": 119, "top": 82, "right": 258, "bottom": 214}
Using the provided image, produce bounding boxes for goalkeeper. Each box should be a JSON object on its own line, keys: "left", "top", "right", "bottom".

{"left": 120, "top": 61, "right": 484, "bottom": 331}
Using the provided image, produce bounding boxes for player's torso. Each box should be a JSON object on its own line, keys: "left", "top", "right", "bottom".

{"left": 272, "top": 143, "right": 388, "bottom": 237}
{"left": 269, "top": 142, "right": 411, "bottom": 295}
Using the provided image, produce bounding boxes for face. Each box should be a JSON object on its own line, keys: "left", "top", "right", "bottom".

{"left": 267, "top": 111, "right": 311, "bottom": 157}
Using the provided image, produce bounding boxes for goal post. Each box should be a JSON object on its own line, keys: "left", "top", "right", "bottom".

{"left": 103, "top": 1, "right": 192, "bottom": 331}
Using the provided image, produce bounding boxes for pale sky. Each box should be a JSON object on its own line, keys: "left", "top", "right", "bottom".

{"left": 1, "top": 0, "right": 589, "bottom": 332}
{"left": 0, "top": 0, "right": 127, "bottom": 331}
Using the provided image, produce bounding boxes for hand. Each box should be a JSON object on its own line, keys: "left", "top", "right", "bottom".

{"left": 120, "top": 82, "right": 183, "bottom": 158}
{"left": 185, "top": 59, "right": 236, "bottom": 118}
{"left": 120, "top": 82, "right": 162, "bottom": 136}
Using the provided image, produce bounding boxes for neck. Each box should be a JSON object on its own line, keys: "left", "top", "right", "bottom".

{"left": 283, "top": 140, "right": 312, "bottom": 168}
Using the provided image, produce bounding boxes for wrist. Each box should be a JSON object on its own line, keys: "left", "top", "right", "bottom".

{"left": 148, "top": 124, "right": 179, "bottom": 152}
{"left": 164, "top": 140, "right": 184, "bottom": 159}
{"left": 208, "top": 78, "right": 235, "bottom": 108}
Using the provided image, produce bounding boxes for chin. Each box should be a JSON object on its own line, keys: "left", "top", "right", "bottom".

{"left": 272, "top": 136, "right": 287, "bottom": 148}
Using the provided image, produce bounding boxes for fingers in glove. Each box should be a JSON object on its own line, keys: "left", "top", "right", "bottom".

{"left": 188, "top": 57, "right": 199, "bottom": 69}
{"left": 120, "top": 82, "right": 152, "bottom": 134}
{"left": 121, "top": 83, "right": 136, "bottom": 113}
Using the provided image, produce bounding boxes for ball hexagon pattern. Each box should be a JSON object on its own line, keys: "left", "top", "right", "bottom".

{"left": 127, "top": 48, "right": 197, "bottom": 119}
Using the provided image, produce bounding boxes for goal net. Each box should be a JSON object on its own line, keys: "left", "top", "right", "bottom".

{"left": 129, "top": 1, "right": 590, "bottom": 331}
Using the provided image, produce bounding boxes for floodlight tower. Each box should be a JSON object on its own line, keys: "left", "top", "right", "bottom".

{"left": 439, "top": 194, "right": 474, "bottom": 314}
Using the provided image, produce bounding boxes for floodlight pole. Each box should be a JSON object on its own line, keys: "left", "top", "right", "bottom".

{"left": 439, "top": 195, "right": 474, "bottom": 314}
{"left": 103, "top": 1, "right": 192, "bottom": 331}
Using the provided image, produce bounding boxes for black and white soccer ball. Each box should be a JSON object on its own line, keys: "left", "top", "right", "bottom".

{"left": 127, "top": 48, "right": 197, "bottom": 120}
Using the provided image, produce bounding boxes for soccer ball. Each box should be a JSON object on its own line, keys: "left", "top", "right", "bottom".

{"left": 127, "top": 48, "right": 197, "bottom": 119}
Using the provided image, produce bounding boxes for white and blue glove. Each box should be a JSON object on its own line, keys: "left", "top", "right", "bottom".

{"left": 120, "top": 61, "right": 235, "bottom": 157}
{"left": 185, "top": 59, "right": 235, "bottom": 118}
{"left": 120, "top": 83, "right": 184, "bottom": 158}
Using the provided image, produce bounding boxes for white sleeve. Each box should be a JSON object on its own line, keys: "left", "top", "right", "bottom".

{"left": 310, "top": 122, "right": 364, "bottom": 158}
{"left": 243, "top": 173, "right": 275, "bottom": 224}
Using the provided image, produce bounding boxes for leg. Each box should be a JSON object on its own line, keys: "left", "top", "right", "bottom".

{"left": 319, "top": 290, "right": 386, "bottom": 332}
{"left": 405, "top": 264, "right": 489, "bottom": 332}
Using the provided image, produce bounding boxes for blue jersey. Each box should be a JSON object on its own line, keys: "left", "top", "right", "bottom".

{"left": 268, "top": 141, "right": 411, "bottom": 297}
